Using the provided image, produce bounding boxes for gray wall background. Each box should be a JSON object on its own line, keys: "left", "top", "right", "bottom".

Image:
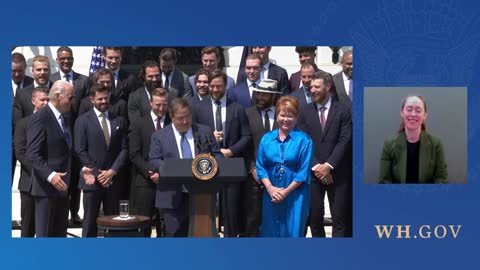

{"left": 363, "top": 87, "right": 467, "bottom": 184}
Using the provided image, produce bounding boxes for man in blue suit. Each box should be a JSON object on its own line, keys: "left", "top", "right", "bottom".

{"left": 74, "top": 83, "right": 129, "bottom": 237}
{"left": 297, "top": 71, "right": 352, "bottom": 237}
{"left": 149, "top": 98, "right": 222, "bottom": 237}
{"left": 192, "top": 69, "right": 252, "bottom": 237}
{"left": 26, "top": 80, "right": 74, "bottom": 237}
{"left": 228, "top": 54, "right": 262, "bottom": 108}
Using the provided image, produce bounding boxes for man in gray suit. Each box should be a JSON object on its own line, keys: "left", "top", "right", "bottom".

{"left": 332, "top": 50, "right": 353, "bottom": 109}
{"left": 159, "top": 48, "right": 193, "bottom": 102}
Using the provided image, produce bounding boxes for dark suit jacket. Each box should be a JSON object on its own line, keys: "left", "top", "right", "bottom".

{"left": 332, "top": 71, "right": 352, "bottom": 109}
{"left": 228, "top": 82, "right": 252, "bottom": 108}
{"left": 192, "top": 96, "right": 252, "bottom": 157}
{"left": 12, "top": 76, "right": 34, "bottom": 100}
{"left": 149, "top": 123, "right": 222, "bottom": 209}
{"left": 127, "top": 86, "right": 152, "bottom": 124}
{"left": 166, "top": 68, "right": 193, "bottom": 102}
{"left": 379, "top": 131, "right": 448, "bottom": 183}
{"left": 13, "top": 82, "right": 52, "bottom": 128}
{"left": 297, "top": 100, "right": 352, "bottom": 183}
{"left": 74, "top": 109, "right": 128, "bottom": 191}
{"left": 26, "top": 105, "right": 72, "bottom": 197}
{"left": 237, "top": 62, "right": 291, "bottom": 95}
{"left": 14, "top": 115, "right": 33, "bottom": 192}
{"left": 189, "top": 75, "right": 235, "bottom": 97}
{"left": 289, "top": 71, "right": 301, "bottom": 92}
{"left": 245, "top": 106, "right": 278, "bottom": 171}
{"left": 78, "top": 95, "right": 128, "bottom": 119}
{"left": 129, "top": 114, "right": 171, "bottom": 188}
{"left": 50, "top": 71, "right": 89, "bottom": 116}
{"left": 290, "top": 87, "right": 310, "bottom": 111}
{"left": 87, "top": 68, "right": 140, "bottom": 102}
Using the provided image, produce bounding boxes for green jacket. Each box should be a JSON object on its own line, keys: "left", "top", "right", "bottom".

{"left": 379, "top": 131, "right": 448, "bottom": 183}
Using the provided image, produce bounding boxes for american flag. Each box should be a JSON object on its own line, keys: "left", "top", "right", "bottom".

{"left": 89, "top": 46, "right": 106, "bottom": 75}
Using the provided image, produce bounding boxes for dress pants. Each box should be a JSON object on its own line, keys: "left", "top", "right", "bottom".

{"left": 309, "top": 180, "right": 335, "bottom": 237}
{"left": 34, "top": 196, "right": 70, "bottom": 237}
{"left": 82, "top": 187, "right": 121, "bottom": 237}
{"left": 20, "top": 191, "right": 35, "bottom": 237}
{"left": 161, "top": 193, "right": 189, "bottom": 237}
{"left": 243, "top": 176, "right": 263, "bottom": 237}
{"left": 134, "top": 185, "right": 166, "bottom": 237}
{"left": 221, "top": 182, "right": 241, "bottom": 237}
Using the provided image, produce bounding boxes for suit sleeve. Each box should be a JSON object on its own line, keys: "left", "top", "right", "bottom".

{"left": 14, "top": 118, "right": 31, "bottom": 170}
{"left": 109, "top": 119, "right": 129, "bottom": 173}
{"left": 26, "top": 114, "right": 54, "bottom": 181}
{"left": 12, "top": 92, "right": 24, "bottom": 129}
{"left": 149, "top": 132, "right": 164, "bottom": 170}
{"left": 433, "top": 139, "right": 448, "bottom": 183}
{"left": 73, "top": 117, "right": 97, "bottom": 170}
{"left": 129, "top": 121, "right": 154, "bottom": 178}
{"left": 127, "top": 94, "right": 141, "bottom": 124}
{"left": 297, "top": 111, "right": 320, "bottom": 166}
{"left": 326, "top": 108, "right": 352, "bottom": 169}
{"left": 278, "top": 68, "right": 291, "bottom": 95}
{"left": 228, "top": 106, "right": 252, "bottom": 157}
{"left": 182, "top": 73, "right": 193, "bottom": 98}
{"left": 255, "top": 136, "right": 269, "bottom": 180}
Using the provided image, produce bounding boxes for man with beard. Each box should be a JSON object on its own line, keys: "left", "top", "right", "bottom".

{"left": 297, "top": 71, "right": 352, "bottom": 237}
{"left": 228, "top": 54, "right": 262, "bottom": 108}
{"left": 188, "top": 47, "right": 235, "bottom": 96}
{"left": 192, "top": 69, "right": 251, "bottom": 237}
{"left": 50, "top": 46, "right": 89, "bottom": 118}
{"left": 237, "top": 46, "right": 290, "bottom": 95}
{"left": 243, "top": 79, "right": 279, "bottom": 237}
{"left": 188, "top": 69, "right": 210, "bottom": 104}
{"left": 290, "top": 62, "right": 320, "bottom": 110}
{"left": 74, "top": 83, "right": 128, "bottom": 237}
{"left": 78, "top": 68, "right": 128, "bottom": 118}
{"left": 130, "top": 88, "right": 171, "bottom": 237}
{"left": 289, "top": 47, "right": 317, "bottom": 92}
{"left": 159, "top": 48, "right": 192, "bottom": 101}
{"left": 332, "top": 50, "right": 353, "bottom": 108}
{"left": 127, "top": 60, "right": 162, "bottom": 124}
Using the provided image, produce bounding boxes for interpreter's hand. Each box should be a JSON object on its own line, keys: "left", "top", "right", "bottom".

{"left": 51, "top": 172, "right": 68, "bottom": 192}
{"left": 220, "top": 148, "right": 233, "bottom": 158}
{"left": 149, "top": 171, "right": 160, "bottom": 184}
{"left": 213, "top": 130, "right": 223, "bottom": 143}
{"left": 267, "top": 185, "right": 286, "bottom": 203}
{"left": 83, "top": 167, "right": 95, "bottom": 185}
{"left": 98, "top": 169, "right": 115, "bottom": 187}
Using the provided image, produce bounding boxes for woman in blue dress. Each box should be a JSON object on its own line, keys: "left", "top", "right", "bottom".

{"left": 256, "top": 96, "right": 313, "bottom": 237}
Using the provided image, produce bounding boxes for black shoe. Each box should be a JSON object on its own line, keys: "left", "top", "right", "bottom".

{"left": 71, "top": 214, "right": 83, "bottom": 225}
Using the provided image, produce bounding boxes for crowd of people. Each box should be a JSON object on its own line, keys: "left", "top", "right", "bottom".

{"left": 11, "top": 46, "right": 354, "bottom": 237}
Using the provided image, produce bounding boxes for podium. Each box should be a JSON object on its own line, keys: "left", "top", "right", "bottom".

{"left": 158, "top": 157, "right": 246, "bottom": 237}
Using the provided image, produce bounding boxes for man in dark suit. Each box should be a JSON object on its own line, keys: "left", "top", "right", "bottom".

{"left": 298, "top": 71, "right": 352, "bottom": 237}
{"left": 74, "top": 83, "right": 129, "bottom": 237}
{"left": 290, "top": 62, "right": 320, "bottom": 111}
{"left": 188, "top": 69, "right": 210, "bottom": 104}
{"left": 289, "top": 47, "right": 317, "bottom": 92}
{"left": 79, "top": 68, "right": 128, "bottom": 118}
{"left": 127, "top": 60, "right": 162, "bottom": 124}
{"left": 26, "top": 80, "right": 74, "bottom": 237}
{"left": 228, "top": 54, "right": 262, "bottom": 108}
{"left": 129, "top": 88, "right": 171, "bottom": 237}
{"left": 12, "top": 52, "right": 34, "bottom": 184}
{"left": 159, "top": 48, "right": 193, "bottom": 101}
{"left": 149, "top": 98, "right": 222, "bottom": 237}
{"left": 188, "top": 47, "right": 235, "bottom": 96}
{"left": 192, "top": 69, "right": 252, "bottom": 237}
{"left": 102, "top": 46, "right": 141, "bottom": 102}
{"left": 332, "top": 50, "right": 353, "bottom": 109}
{"left": 50, "top": 46, "right": 88, "bottom": 225}
{"left": 237, "top": 46, "right": 290, "bottom": 95}
{"left": 14, "top": 87, "right": 49, "bottom": 237}
{"left": 244, "top": 79, "right": 279, "bottom": 237}
{"left": 50, "top": 46, "right": 89, "bottom": 117}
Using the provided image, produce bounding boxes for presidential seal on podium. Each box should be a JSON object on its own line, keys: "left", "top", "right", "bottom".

{"left": 192, "top": 153, "right": 218, "bottom": 181}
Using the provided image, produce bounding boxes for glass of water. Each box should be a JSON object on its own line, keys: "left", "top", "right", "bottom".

{"left": 119, "top": 200, "right": 129, "bottom": 218}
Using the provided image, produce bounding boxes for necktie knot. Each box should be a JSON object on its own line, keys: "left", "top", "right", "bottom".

{"left": 64, "top": 74, "right": 70, "bottom": 82}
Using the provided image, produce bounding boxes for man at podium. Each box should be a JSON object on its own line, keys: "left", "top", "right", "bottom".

{"left": 149, "top": 98, "right": 222, "bottom": 237}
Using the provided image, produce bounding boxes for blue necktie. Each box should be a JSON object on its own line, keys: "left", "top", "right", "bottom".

{"left": 60, "top": 114, "right": 71, "bottom": 147}
{"left": 180, "top": 133, "right": 192, "bottom": 158}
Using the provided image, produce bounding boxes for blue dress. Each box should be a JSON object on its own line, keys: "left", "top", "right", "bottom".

{"left": 256, "top": 128, "right": 313, "bottom": 237}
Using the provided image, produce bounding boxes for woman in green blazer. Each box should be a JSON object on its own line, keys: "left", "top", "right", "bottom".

{"left": 379, "top": 95, "right": 448, "bottom": 183}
